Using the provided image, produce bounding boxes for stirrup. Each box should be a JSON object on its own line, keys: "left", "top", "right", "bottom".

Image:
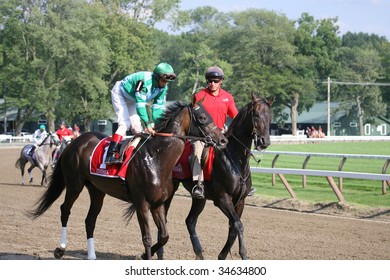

{"left": 191, "top": 183, "right": 205, "bottom": 199}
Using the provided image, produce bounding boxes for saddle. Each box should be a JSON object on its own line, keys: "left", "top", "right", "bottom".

{"left": 172, "top": 141, "right": 215, "bottom": 181}
{"left": 90, "top": 136, "right": 138, "bottom": 180}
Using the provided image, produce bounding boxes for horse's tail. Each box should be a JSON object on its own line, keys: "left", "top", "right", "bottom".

{"left": 15, "top": 157, "right": 22, "bottom": 169}
{"left": 123, "top": 203, "right": 137, "bottom": 226}
{"left": 27, "top": 157, "right": 66, "bottom": 219}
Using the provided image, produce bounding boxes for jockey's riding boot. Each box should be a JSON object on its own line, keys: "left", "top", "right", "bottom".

{"left": 30, "top": 146, "right": 36, "bottom": 157}
{"left": 191, "top": 181, "right": 205, "bottom": 199}
{"left": 105, "top": 134, "right": 123, "bottom": 165}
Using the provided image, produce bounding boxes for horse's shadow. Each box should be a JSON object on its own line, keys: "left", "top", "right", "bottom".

{"left": 0, "top": 250, "right": 139, "bottom": 260}
{"left": 0, "top": 182, "right": 45, "bottom": 188}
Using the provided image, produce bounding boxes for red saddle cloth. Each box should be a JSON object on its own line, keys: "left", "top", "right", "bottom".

{"left": 172, "top": 141, "right": 215, "bottom": 181}
{"left": 90, "top": 137, "right": 134, "bottom": 180}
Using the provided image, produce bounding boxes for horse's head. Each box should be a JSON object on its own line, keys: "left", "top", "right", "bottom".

{"left": 189, "top": 95, "right": 228, "bottom": 149}
{"left": 49, "top": 132, "right": 61, "bottom": 147}
{"left": 251, "top": 94, "right": 275, "bottom": 151}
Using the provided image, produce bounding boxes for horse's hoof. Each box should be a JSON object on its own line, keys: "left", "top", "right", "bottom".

{"left": 29, "top": 179, "right": 33, "bottom": 183}
{"left": 195, "top": 253, "right": 204, "bottom": 260}
{"left": 54, "top": 247, "right": 65, "bottom": 259}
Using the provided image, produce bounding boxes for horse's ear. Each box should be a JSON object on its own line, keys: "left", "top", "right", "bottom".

{"left": 192, "top": 94, "right": 204, "bottom": 106}
{"left": 267, "top": 96, "right": 275, "bottom": 106}
{"left": 251, "top": 93, "right": 257, "bottom": 102}
{"left": 191, "top": 94, "right": 196, "bottom": 106}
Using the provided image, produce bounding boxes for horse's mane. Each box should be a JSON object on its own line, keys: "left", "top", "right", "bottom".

{"left": 225, "top": 96, "right": 268, "bottom": 137}
{"left": 154, "top": 101, "right": 188, "bottom": 132}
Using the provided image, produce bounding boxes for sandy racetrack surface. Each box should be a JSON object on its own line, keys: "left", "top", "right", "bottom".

{"left": 1, "top": 146, "right": 390, "bottom": 260}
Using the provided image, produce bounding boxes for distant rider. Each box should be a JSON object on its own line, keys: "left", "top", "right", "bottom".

{"left": 29, "top": 124, "right": 48, "bottom": 156}
{"left": 52, "top": 121, "right": 74, "bottom": 167}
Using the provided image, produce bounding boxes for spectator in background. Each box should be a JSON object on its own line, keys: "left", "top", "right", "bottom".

{"left": 73, "top": 124, "right": 81, "bottom": 138}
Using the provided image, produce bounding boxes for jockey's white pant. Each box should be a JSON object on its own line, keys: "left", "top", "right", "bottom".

{"left": 111, "top": 81, "right": 143, "bottom": 137}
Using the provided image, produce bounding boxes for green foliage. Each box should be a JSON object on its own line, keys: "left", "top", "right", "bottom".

{"left": 0, "top": 1, "right": 388, "bottom": 134}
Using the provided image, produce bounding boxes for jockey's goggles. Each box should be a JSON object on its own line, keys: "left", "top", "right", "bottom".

{"left": 159, "top": 73, "right": 176, "bottom": 81}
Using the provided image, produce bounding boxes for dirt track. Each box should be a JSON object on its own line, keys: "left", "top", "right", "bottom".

{"left": 1, "top": 147, "right": 390, "bottom": 260}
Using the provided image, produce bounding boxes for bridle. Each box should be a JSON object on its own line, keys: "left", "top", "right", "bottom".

{"left": 151, "top": 103, "right": 225, "bottom": 146}
{"left": 187, "top": 104, "right": 223, "bottom": 146}
{"left": 229, "top": 98, "right": 271, "bottom": 164}
{"left": 224, "top": 98, "right": 271, "bottom": 203}
{"left": 251, "top": 97, "right": 271, "bottom": 152}
{"left": 38, "top": 132, "right": 59, "bottom": 147}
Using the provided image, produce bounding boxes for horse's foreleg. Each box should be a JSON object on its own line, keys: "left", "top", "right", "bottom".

{"left": 216, "top": 198, "right": 248, "bottom": 260}
{"left": 85, "top": 189, "right": 105, "bottom": 260}
{"left": 186, "top": 197, "right": 207, "bottom": 260}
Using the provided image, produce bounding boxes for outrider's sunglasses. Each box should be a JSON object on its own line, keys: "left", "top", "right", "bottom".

{"left": 159, "top": 73, "right": 176, "bottom": 81}
{"left": 207, "top": 79, "right": 221, "bottom": 84}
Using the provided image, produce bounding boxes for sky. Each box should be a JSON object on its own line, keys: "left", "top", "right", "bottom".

{"left": 176, "top": 0, "right": 390, "bottom": 40}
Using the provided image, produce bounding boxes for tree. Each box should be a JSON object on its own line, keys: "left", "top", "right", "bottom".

{"left": 221, "top": 9, "right": 318, "bottom": 135}
{"left": 335, "top": 45, "right": 386, "bottom": 135}
{"left": 154, "top": 7, "right": 233, "bottom": 102}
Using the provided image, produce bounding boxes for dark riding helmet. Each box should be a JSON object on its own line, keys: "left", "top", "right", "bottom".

{"left": 153, "top": 62, "right": 176, "bottom": 82}
{"left": 205, "top": 66, "right": 224, "bottom": 80}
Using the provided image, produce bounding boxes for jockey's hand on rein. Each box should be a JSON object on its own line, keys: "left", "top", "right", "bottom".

{"left": 146, "top": 126, "right": 155, "bottom": 135}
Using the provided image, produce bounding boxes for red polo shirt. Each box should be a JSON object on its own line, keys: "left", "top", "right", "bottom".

{"left": 195, "top": 88, "right": 238, "bottom": 130}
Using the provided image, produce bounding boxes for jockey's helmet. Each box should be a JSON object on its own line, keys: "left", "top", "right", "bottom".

{"left": 153, "top": 62, "right": 176, "bottom": 82}
{"left": 40, "top": 124, "right": 46, "bottom": 130}
{"left": 205, "top": 66, "right": 224, "bottom": 80}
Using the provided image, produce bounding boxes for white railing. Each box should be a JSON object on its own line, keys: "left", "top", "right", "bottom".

{"left": 270, "top": 135, "right": 390, "bottom": 144}
{"left": 0, "top": 135, "right": 33, "bottom": 145}
{"left": 251, "top": 149, "right": 390, "bottom": 203}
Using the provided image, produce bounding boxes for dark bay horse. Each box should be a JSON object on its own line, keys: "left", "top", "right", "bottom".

{"left": 15, "top": 132, "right": 60, "bottom": 186}
{"left": 29, "top": 99, "right": 228, "bottom": 260}
{"left": 172, "top": 94, "right": 275, "bottom": 260}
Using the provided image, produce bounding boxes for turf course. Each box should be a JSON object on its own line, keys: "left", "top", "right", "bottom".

{"left": 250, "top": 141, "right": 390, "bottom": 208}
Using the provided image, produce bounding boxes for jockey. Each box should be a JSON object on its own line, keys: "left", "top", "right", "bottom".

{"left": 30, "top": 124, "right": 48, "bottom": 156}
{"left": 32, "top": 124, "right": 48, "bottom": 146}
{"left": 105, "top": 62, "right": 176, "bottom": 165}
{"left": 52, "top": 121, "right": 74, "bottom": 168}
{"left": 190, "top": 66, "right": 238, "bottom": 199}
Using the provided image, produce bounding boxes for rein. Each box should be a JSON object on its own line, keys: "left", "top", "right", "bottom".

{"left": 230, "top": 134, "right": 263, "bottom": 165}
{"left": 136, "top": 104, "right": 220, "bottom": 144}
{"left": 137, "top": 132, "right": 211, "bottom": 142}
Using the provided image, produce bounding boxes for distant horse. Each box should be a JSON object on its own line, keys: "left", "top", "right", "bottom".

{"left": 29, "top": 98, "right": 228, "bottom": 260}
{"left": 172, "top": 94, "right": 275, "bottom": 260}
{"left": 15, "top": 132, "right": 60, "bottom": 186}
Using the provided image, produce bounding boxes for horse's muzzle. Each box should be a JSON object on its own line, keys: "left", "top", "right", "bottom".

{"left": 255, "top": 136, "right": 270, "bottom": 150}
